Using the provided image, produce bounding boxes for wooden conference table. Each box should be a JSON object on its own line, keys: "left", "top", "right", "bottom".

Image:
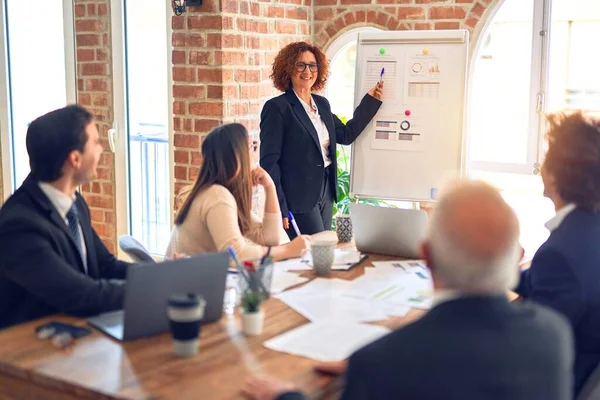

{"left": 0, "top": 232, "right": 426, "bottom": 400}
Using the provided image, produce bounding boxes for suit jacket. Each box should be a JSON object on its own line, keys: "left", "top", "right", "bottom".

{"left": 278, "top": 296, "right": 573, "bottom": 400}
{"left": 516, "top": 208, "right": 600, "bottom": 395}
{"left": 0, "top": 176, "right": 131, "bottom": 329}
{"left": 260, "top": 89, "right": 382, "bottom": 215}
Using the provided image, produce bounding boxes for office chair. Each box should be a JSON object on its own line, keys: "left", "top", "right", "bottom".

{"left": 577, "top": 364, "right": 600, "bottom": 400}
{"left": 118, "top": 234, "right": 156, "bottom": 263}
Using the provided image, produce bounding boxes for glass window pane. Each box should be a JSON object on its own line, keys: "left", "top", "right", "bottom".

{"left": 468, "top": 0, "right": 534, "bottom": 165}
{"left": 549, "top": 0, "right": 600, "bottom": 116}
{"left": 6, "top": 1, "right": 68, "bottom": 188}
{"left": 328, "top": 42, "right": 357, "bottom": 122}
{"left": 125, "top": 0, "right": 170, "bottom": 255}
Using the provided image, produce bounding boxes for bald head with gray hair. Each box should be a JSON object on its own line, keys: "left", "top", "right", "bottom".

{"left": 421, "top": 180, "right": 522, "bottom": 294}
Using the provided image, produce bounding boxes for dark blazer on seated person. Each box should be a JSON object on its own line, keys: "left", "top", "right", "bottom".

{"left": 516, "top": 207, "right": 600, "bottom": 396}
{"left": 260, "top": 90, "right": 381, "bottom": 216}
{"left": 278, "top": 296, "right": 573, "bottom": 400}
{"left": 0, "top": 175, "right": 131, "bottom": 329}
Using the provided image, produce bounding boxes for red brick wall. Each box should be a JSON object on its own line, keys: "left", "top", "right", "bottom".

{"left": 313, "top": 0, "right": 495, "bottom": 49}
{"left": 73, "top": 0, "right": 117, "bottom": 253}
{"left": 171, "top": 0, "right": 311, "bottom": 199}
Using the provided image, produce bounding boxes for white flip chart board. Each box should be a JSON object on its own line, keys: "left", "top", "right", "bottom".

{"left": 350, "top": 30, "right": 469, "bottom": 202}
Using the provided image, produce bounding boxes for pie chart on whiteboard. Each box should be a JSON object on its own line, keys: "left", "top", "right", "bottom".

{"left": 412, "top": 62, "right": 422, "bottom": 73}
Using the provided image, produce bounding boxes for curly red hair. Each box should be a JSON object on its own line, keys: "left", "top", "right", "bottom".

{"left": 270, "top": 41, "right": 329, "bottom": 92}
{"left": 544, "top": 112, "right": 600, "bottom": 211}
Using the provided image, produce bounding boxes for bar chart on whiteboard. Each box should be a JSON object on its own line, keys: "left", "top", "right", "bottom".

{"left": 363, "top": 58, "right": 398, "bottom": 102}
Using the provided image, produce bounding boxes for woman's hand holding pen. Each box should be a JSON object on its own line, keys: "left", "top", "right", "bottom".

{"left": 270, "top": 234, "right": 310, "bottom": 261}
{"left": 368, "top": 81, "right": 384, "bottom": 100}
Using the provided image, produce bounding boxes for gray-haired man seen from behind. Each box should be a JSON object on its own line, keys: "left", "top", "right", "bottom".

{"left": 243, "top": 180, "right": 574, "bottom": 400}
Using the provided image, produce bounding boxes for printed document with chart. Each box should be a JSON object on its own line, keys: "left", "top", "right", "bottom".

{"left": 360, "top": 46, "right": 447, "bottom": 153}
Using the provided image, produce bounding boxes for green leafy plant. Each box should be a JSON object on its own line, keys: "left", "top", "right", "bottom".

{"left": 238, "top": 261, "right": 269, "bottom": 313}
{"left": 241, "top": 289, "right": 264, "bottom": 313}
{"left": 332, "top": 116, "right": 391, "bottom": 230}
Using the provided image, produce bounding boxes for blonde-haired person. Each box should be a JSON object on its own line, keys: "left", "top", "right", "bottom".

{"left": 166, "top": 123, "right": 310, "bottom": 261}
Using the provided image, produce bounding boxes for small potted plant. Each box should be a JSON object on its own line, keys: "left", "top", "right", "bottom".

{"left": 228, "top": 248, "right": 273, "bottom": 336}
{"left": 234, "top": 256, "right": 272, "bottom": 336}
{"left": 240, "top": 288, "right": 265, "bottom": 336}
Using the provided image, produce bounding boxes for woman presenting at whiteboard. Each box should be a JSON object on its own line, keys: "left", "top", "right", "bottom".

{"left": 260, "top": 41, "right": 383, "bottom": 239}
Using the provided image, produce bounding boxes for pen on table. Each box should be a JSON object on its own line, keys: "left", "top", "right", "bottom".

{"left": 380, "top": 67, "right": 385, "bottom": 83}
{"left": 287, "top": 211, "right": 301, "bottom": 237}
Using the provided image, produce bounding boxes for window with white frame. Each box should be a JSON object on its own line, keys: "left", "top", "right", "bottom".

{"left": 469, "top": 0, "right": 600, "bottom": 257}
{"left": 326, "top": 1, "right": 600, "bottom": 258}
{"left": 0, "top": 0, "right": 76, "bottom": 197}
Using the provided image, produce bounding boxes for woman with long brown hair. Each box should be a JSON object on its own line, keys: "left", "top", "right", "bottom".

{"left": 166, "top": 123, "right": 310, "bottom": 261}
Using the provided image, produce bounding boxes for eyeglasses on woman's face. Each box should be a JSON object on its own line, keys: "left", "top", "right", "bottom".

{"left": 295, "top": 62, "right": 319, "bottom": 72}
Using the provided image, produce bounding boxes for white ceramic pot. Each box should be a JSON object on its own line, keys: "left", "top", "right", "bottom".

{"left": 241, "top": 309, "right": 264, "bottom": 336}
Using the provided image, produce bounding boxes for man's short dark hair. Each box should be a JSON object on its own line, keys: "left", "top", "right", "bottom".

{"left": 26, "top": 104, "right": 93, "bottom": 182}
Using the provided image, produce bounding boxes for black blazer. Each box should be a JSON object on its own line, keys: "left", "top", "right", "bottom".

{"left": 260, "top": 89, "right": 382, "bottom": 215}
{"left": 0, "top": 176, "right": 131, "bottom": 329}
{"left": 516, "top": 208, "right": 600, "bottom": 395}
{"left": 278, "top": 296, "right": 573, "bottom": 400}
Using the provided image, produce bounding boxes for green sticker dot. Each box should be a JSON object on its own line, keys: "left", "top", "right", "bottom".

{"left": 379, "top": 48, "right": 386, "bottom": 55}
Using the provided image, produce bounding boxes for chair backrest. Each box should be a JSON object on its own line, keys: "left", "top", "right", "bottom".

{"left": 577, "top": 363, "right": 600, "bottom": 400}
{"left": 118, "top": 235, "right": 156, "bottom": 263}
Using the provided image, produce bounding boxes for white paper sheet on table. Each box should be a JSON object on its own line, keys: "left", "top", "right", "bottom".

{"left": 274, "top": 249, "right": 364, "bottom": 272}
{"left": 371, "top": 259, "right": 428, "bottom": 271}
{"left": 264, "top": 321, "right": 391, "bottom": 362}
{"left": 276, "top": 291, "right": 388, "bottom": 323}
{"left": 270, "top": 271, "right": 309, "bottom": 294}
{"left": 275, "top": 278, "right": 404, "bottom": 320}
{"left": 346, "top": 267, "right": 434, "bottom": 310}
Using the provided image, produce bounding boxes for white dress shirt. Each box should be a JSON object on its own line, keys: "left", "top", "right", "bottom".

{"left": 294, "top": 90, "right": 332, "bottom": 168}
{"left": 38, "top": 182, "right": 88, "bottom": 272}
{"left": 545, "top": 203, "right": 576, "bottom": 232}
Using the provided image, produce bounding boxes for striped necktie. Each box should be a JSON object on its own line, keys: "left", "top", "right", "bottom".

{"left": 66, "top": 205, "right": 87, "bottom": 272}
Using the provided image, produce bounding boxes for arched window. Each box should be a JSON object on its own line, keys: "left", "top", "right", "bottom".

{"left": 325, "top": 27, "right": 381, "bottom": 123}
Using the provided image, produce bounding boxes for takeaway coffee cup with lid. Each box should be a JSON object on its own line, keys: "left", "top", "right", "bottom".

{"left": 167, "top": 293, "right": 206, "bottom": 357}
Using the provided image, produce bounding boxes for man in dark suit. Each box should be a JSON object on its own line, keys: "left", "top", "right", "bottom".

{"left": 0, "top": 105, "right": 132, "bottom": 329}
{"left": 516, "top": 112, "right": 600, "bottom": 396}
{"left": 243, "top": 181, "right": 574, "bottom": 400}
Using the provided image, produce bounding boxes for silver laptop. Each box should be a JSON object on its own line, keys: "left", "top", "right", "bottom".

{"left": 350, "top": 203, "right": 428, "bottom": 258}
{"left": 88, "top": 252, "right": 229, "bottom": 341}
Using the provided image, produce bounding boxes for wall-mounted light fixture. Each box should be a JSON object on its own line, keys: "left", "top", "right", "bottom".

{"left": 171, "top": 0, "right": 203, "bottom": 16}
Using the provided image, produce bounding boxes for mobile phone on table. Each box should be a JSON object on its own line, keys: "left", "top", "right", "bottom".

{"left": 35, "top": 321, "right": 92, "bottom": 339}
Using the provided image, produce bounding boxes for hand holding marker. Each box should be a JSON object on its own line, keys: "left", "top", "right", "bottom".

{"left": 287, "top": 211, "right": 301, "bottom": 237}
